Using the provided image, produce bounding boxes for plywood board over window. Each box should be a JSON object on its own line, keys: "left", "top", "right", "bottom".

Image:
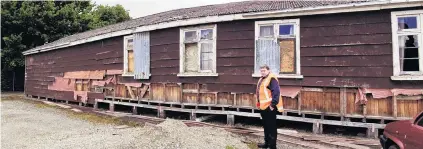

{"left": 279, "top": 39, "right": 296, "bottom": 73}
{"left": 253, "top": 19, "right": 302, "bottom": 79}
{"left": 178, "top": 25, "right": 218, "bottom": 77}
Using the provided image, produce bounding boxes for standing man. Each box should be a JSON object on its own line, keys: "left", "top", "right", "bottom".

{"left": 256, "top": 65, "right": 284, "bottom": 149}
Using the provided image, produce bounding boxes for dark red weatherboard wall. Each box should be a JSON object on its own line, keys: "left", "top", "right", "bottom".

{"left": 25, "top": 9, "right": 423, "bottom": 98}
{"left": 25, "top": 37, "right": 124, "bottom": 99}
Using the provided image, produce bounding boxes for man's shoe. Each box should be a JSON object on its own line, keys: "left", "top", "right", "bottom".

{"left": 257, "top": 143, "right": 268, "bottom": 148}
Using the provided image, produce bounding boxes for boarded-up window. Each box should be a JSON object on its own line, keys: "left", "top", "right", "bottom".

{"left": 75, "top": 79, "right": 90, "bottom": 91}
{"left": 133, "top": 32, "right": 151, "bottom": 79}
{"left": 123, "top": 35, "right": 134, "bottom": 76}
{"left": 279, "top": 39, "right": 295, "bottom": 73}
{"left": 180, "top": 25, "right": 217, "bottom": 75}
{"left": 254, "top": 19, "right": 300, "bottom": 76}
{"left": 185, "top": 43, "right": 199, "bottom": 72}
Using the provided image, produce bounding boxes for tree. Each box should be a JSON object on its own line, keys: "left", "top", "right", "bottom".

{"left": 1, "top": 1, "right": 131, "bottom": 91}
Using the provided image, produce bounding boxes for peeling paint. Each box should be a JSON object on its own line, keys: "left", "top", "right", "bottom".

{"left": 63, "top": 70, "right": 105, "bottom": 79}
{"left": 106, "top": 70, "right": 122, "bottom": 75}
{"left": 48, "top": 77, "right": 75, "bottom": 91}
{"left": 74, "top": 91, "right": 88, "bottom": 103}
{"left": 280, "top": 87, "right": 302, "bottom": 98}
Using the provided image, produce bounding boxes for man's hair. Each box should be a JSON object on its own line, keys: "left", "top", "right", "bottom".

{"left": 260, "top": 65, "right": 270, "bottom": 70}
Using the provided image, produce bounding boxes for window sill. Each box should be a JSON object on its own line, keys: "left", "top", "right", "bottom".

{"left": 391, "top": 75, "right": 423, "bottom": 80}
{"left": 252, "top": 74, "right": 303, "bottom": 79}
{"left": 177, "top": 73, "right": 219, "bottom": 77}
{"left": 122, "top": 73, "right": 134, "bottom": 77}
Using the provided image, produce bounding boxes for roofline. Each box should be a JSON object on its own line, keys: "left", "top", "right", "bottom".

{"left": 23, "top": 0, "right": 423, "bottom": 56}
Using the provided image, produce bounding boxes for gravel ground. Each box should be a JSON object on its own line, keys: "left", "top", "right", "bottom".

{"left": 1, "top": 98, "right": 305, "bottom": 149}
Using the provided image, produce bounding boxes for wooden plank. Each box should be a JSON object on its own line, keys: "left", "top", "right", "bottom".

{"left": 302, "top": 66, "right": 392, "bottom": 77}
{"left": 301, "top": 11, "right": 389, "bottom": 27}
{"left": 301, "top": 55, "right": 392, "bottom": 67}
{"left": 126, "top": 85, "right": 136, "bottom": 99}
{"left": 217, "top": 30, "right": 254, "bottom": 41}
{"left": 301, "top": 22, "right": 391, "bottom": 37}
{"left": 298, "top": 94, "right": 302, "bottom": 115}
{"left": 217, "top": 48, "right": 254, "bottom": 58}
{"left": 340, "top": 87, "right": 346, "bottom": 117}
{"left": 301, "top": 34, "right": 391, "bottom": 47}
{"left": 300, "top": 44, "right": 391, "bottom": 57}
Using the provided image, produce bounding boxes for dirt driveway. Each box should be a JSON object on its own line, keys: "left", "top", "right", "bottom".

{"left": 1, "top": 95, "right": 307, "bottom": 149}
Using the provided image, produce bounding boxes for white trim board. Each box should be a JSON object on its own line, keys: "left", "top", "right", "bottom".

{"left": 22, "top": 0, "right": 423, "bottom": 56}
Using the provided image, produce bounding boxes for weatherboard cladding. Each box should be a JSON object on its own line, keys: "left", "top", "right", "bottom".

{"left": 24, "top": 0, "right": 374, "bottom": 54}
{"left": 25, "top": 7, "right": 423, "bottom": 97}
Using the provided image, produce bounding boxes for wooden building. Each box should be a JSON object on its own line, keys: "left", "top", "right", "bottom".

{"left": 23, "top": 0, "right": 423, "bottom": 137}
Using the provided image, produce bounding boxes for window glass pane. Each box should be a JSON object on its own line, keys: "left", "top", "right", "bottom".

{"left": 201, "top": 60, "right": 212, "bottom": 71}
{"left": 398, "top": 16, "right": 418, "bottom": 30}
{"left": 399, "top": 35, "right": 420, "bottom": 72}
{"left": 201, "top": 43, "right": 213, "bottom": 53}
{"left": 127, "top": 38, "right": 133, "bottom": 51}
{"left": 279, "top": 24, "right": 294, "bottom": 36}
{"left": 185, "top": 31, "right": 197, "bottom": 42}
{"left": 259, "top": 25, "right": 274, "bottom": 37}
{"left": 201, "top": 29, "right": 213, "bottom": 40}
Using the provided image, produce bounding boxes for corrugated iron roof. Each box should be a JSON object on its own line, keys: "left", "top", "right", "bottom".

{"left": 24, "top": 0, "right": 377, "bottom": 54}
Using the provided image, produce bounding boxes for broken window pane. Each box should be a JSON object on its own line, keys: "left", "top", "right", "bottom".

{"left": 184, "top": 43, "right": 199, "bottom": 72}
{"left": 185, "top": 31, "right": 197, "bottom": 42}
{"left": 279, "top": 40, "right": 295, "bottom": 73}
{"left": 398, "top": 16, "right": 418, "bottom": 30}
{"left": 200, "top": 29, "right": 213, "bottom": 40}
{"left": 399, "top": 35, "right": 420, "bottom": 72}
{"left": 127, "top": 39, "right": 133, "bottom": 51}
{"left": 279, "top": 24, "right": 294, "bottom": 36}
{"left": 259, "top": 25, "right": 274, "bottom": 37}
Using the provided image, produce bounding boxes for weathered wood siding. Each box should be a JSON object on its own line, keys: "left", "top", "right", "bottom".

{"left": 25, "top": 37, "right": 123, "bottom": 99}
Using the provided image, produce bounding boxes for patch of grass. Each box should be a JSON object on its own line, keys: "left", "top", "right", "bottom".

{"left": 2, "top": 94, "right": 142, "bottom": 127}
{"left": 1, "top": 95, "right": 23, "bottom": 101}
{"left": 247, "top": 142, "right": 258, "bottom": 149}
{"left": 225, "top": 145, "right": 235, "bottom": 149}
{"left": 65, "top": 111, "right": 142, "bottom": 127}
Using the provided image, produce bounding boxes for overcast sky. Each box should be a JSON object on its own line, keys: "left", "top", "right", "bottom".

{"left": 94, "top": 0, "right": 245, "bottom": 19}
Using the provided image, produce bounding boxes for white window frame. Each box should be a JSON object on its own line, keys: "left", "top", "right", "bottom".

{"left": 178, "top": 24, "right": 218, "bottom": 77}
{"left": 123, "top": 35, "right": 134, "bottom": 76}
{"left": 391, "top": 10, "right": 423, "bottom": 80}
{"left": 253, "top": 19, "right": 303, "bottom": 79}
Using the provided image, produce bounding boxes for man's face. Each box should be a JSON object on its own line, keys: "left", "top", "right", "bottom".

{"left": 260, "top": 68, "right": 269, "bottom": 77}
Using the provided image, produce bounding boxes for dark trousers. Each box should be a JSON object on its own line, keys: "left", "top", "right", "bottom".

{"left": 260, "top": 107, "right": 277, "bottom": 148}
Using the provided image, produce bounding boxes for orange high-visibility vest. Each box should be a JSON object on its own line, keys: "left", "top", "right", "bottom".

{"left": 256, "top": 73, "right": 284, "bottom": 112}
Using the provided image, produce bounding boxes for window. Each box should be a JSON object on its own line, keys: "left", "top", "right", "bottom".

{"left": 391, "top": 10, "right": 423, "bottom": 80}
{"left": 123, "top": 35, "right": 134, "bottom": 76}
{"left": 254, "top": 19, "right": 302, "bottom": 78}
{"left": 178, "top": 25, "right": 217, "bottom": 77}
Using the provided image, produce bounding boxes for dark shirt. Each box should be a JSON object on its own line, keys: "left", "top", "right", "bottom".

{"left": 257, "top": 75, "right": 280, "bottom": 108}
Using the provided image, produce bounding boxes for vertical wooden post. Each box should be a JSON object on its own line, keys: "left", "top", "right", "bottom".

{"left": 340, "top": 87, "right": 347, "bottom": 120}
{"left": 158, "top": 106, "right": 166, "bottom": 118}
{"left": 227, "top": 114, "right": 235, "bottom": 126}
{"left": 132, "top": 106, "right": 137, "bottom": 115}
{"left": 94, "top": 99, "right": 98, "bottom": 109}
{"left": 312, "top": 122, "right": 323, "bottom": 134}
{"left": 163, "top": 83, "right": 167, "bottom": 102}
{"left": 196, "top": 83, "right": 200, "bottom": 104}
{"left": 111, "top": 75, "right": 116, "bottom": 112}
{"left": 190, "top": 110, "right": 196, "bottom": 120}
{"left": 393, "top": 96, "right": 398, "bottom": 118}
{"left": 366, "top": 124, "right": 378, "bottom": 138}
{"left": 232, "top": 93, "right": 237, "bottom": 106}
{"left": 149, "top": 83, "right": 153, "bottom": 102}
{"left": 298, "top": 93, "right": 302, "bottom": 115}
{"left": 178, "top": 83, "right": 183, "bottom": 104}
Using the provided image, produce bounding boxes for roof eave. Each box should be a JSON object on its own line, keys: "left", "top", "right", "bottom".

{"left": 22, "top": 0, "right": 423, "bottom": 56}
